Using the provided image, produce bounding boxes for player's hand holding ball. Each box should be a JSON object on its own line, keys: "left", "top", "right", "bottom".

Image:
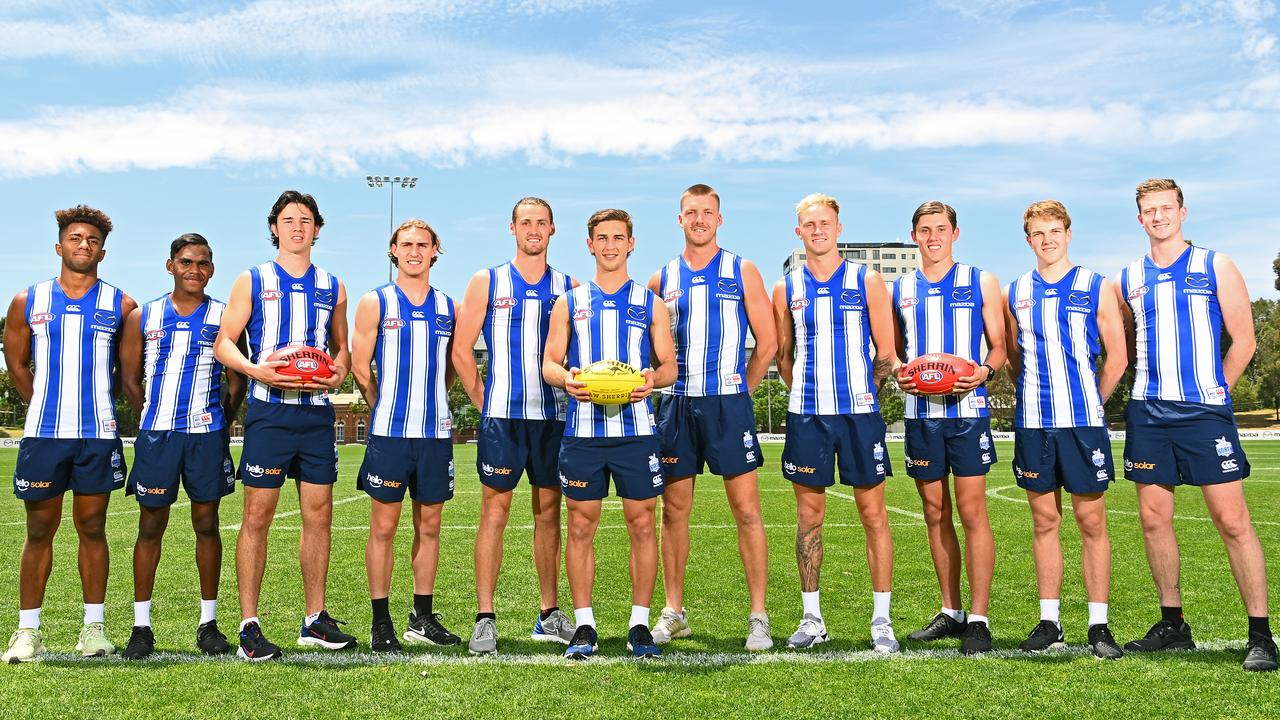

{"left": 258, "top": 345, "right": 340, "bottom": 391}
{"left": 575, "top": 360, "right": 646, "bottom": 405}
{"left": 563, "top": 367, "right": 593, "bottom": 402}
{"left": 899, "top": 353, "right": 979, "bottom": 396}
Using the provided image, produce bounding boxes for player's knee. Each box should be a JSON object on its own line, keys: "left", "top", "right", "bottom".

{"left": 75, "top": 515, "right": 107, "bottom": 541}
{"left": 1074, "top": 512, "right": 1106, "bottom": 541}
{"left": 1031, "top": 511, "right": 1061, "bottom": 536}
{"left": 1212, "top": 509, "right": 1254, "bottom": 544}
{"left": 25, "top": 518, "right": 59, "bottom": 546}
{"left": 567, "top": 514, "right": 596, "bottom": 542}
{"left": 859, "top": 506, "right": 889, "bottom": 533}
{"left": 956, "top": 502, "right": 990, "bottom": 531}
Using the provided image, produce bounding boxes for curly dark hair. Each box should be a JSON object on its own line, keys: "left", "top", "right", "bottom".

{"left": 54, "top": 205, "right": 113, "bottom": 241}
{"left": 267, "top": 190, "right": 325, "bottom": 247}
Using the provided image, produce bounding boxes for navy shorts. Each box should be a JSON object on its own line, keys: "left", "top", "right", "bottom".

{"left": 557, "top": 435, "right": 664, "bottom": 501}
{"left": 13, "top": 437, "right": 127, "bottom": 501}
{"left": 1013, "top": 427, "right": 1113, "bottom": 495}
{"left": 904, "top": 417, "right": 997, "bottom": 480}
{"left": 476, "top": 417, "right": 564, "bottom": 491}
{"left": 128, "top": 430, "right": 235, "bottom": 506}
{"left": 657, "top": 393, "right": 764, "bottom": 480}
{"left": 1123, "top": 400, "right": 1249, "bottom": 487}
{"left": 782, "top": 413, "right": 891, "bottom": 488}
{"left": 238, "top": 402, "right": 338, "bottom": 488}
{"left": 357, "top": 435, "right": 454, "bottom": 504}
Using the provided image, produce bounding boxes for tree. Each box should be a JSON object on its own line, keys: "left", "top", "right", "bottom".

{"left": 878, "top": 383, "right": 904, "bottom": 426}
{"left": 1248, "top": 299, "right": 1280, "bottom": 420}
{"left": 449, "top": 362, "right": 485, "bottom": 432}
{"left": 751, "top": 379, "right": 788, "bottom": 432}
{"left": 1273, "top": 250, "right": 1279, "bottom": 292}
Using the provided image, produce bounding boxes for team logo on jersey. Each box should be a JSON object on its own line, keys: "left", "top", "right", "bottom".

{"left": 790, "top": 298, "right": 809, "bottom": 311}
{"left": 840, "top": 290, "right": 863, "bottom": 306}
{"left": 94, "top": 311, "right": 117, "bottom": 327}
{"left": 383, "top": 318, "right": 405, "bottom": 330}
{"left": 652, "top": 475, "right": 664, "bottom": 488}
{"left": 1068, "top": 292, "right": 1091, "bottom": 307}
{"left": 365, "top": 474, "right": 384, "bottom": 488}
{"left": 1157, "top": 272, "right": 1172, "bottom": 282}
{"left": 873, "top": 442, "right": 884, "bottom": 461}
{"left": 146, "top": 329, "right": 166, "bottom": 341}
{"left": 603, "top": 300, "right": 617, "bottom": 307}
{"left": 572, "top": 308, "right": 594, "bottom": 321}
{"left": 177, "top": 321, "right": 191, "bottom": 329}
{"left": 1215, "top": 437, "right": 1234, "bottom": 458}
{"left": 223, "top": 458, "right": 235, "bottom": 485}
{"left": 29, "top": 312, "right": 54, "bottom": 325}
{"left": 111, "top": 450, "right": 122, "bottom": 468}
{"left": 1221, "top": 459, "right": 1239, "bottom": 472}
{"left": 951, "top": 288, "right": 972, "bottom": 302}
{"left": 1015, "top": 298, "right": 1035, "bottom": 310}
{"left": 1044, "top": 289, "right": 1058, "bottom": 296}
{"left": 648, "top": 454, "right": 660, "bottom": 472}
{"left": 1185, "top": 273, "right": 1211, "bottom": 288}
{"left": 898, "top": 297, "right": 918, "bottom": 308}
{"left": 746, "top": 450, "right": 756, "bottom": 463}
{"left": 627, "top": 306, "right": 647, "bottom": 321}
{"left": 412, "top": 311, "right": 425, "bottom": 319}
{"left": 1127, "top": 285, "right": 1148, "bottom": 300}
{"left": 692, "top": 275, "right": 707, "bottom": 284}
{"left": 743, "top": 431, "right": 754, "bottom": 449}
{"left": 664, "top": 288, "right": 684, "bottom": 302}
{"left": 436, "top": 316, "right": 453, "bottom": 331}
{"left": 817, "top": 287, "right": 830, "bottom": 295}
{"left": 315, "top": 289, "right": 335, "bottom": 304}
{"left": 67, "top": 304, "right": 82, "bottom": 312}
{"left": 979, "top": 433, "right": 991, "bottom": 451}
{"left": 1091, "top": 448, "right": 1105, "bottom": 468}
{"left": 260, "top": 290, "right": 284, "bottom": 301}
{"left": 927, "top": 287, "right": 942, "bottom": 296}
{"left": 494, "top": 297, "right": 517, "bottom": 309}
{"left": 526, "top": 289, "right": 540, "bottom": 297}
{"left": 201, "top": 325, "right": 219, "bottom": 341}
{"left": 717, "top": 279, "right": 740, "bottom": 294}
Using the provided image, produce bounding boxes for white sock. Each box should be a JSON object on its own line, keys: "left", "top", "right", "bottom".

{"left": 801, "top": 591, "right": 822, "bottom": 619}
{"left": 628, "top": 605, "right": 650, "bottom": 629}
{"left": 84, "top": 603, "right": 105, "bottom": 625}
{"left": 18, "top": 608, "right": 41, "bottom": 630}
{"left": 574, "top": 607, "right": 596, "bottom": 629}
{"left": 304, "top": 611, "right": 321, "bottom": 627}
{"left": 200, "top": 599, "right": 217, "bottom": 626}
{"left": 1088, "top": 602, "right": 1109, "bottom": 627}
{"left": 969, "top": 614, "right": 989, "bottom": 626}
{"left": 134, "top": 600, "right": 152, "bottom": 628}
{"left": 941, "top": 607, "right": 966, "bottom": 623}
{"left": 240, "top": 616, "right": 259, "bottom": 632}
{"left": 1040, "top": 598, "right": 1060, "bottom": 626}
{"left": 872, "top": 592, "right": 891, "bottom": 622}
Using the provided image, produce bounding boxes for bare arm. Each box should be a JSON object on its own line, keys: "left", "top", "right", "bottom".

{"left": 4, "top": 291, "right": 33, "bottom": 403}
{"left": 119, "top": 305, "right": 145, "bottom": 412}
{"left": 771, "top": 279, "right": 795, "bottom": 389}
{"left": 953, "top": 271, "right": 1007, "bottom": 392}
{"left": 863, "top": 270, "right": 895, "bottom": 386}
{"left": 542, "top": 296, "right": 589, "bottom": 402}
{"left": 350, "top": 291, "right": 381, "bottom": 409}
{"left": 741, "top": 260, "right": 777, "bottom": 393}
{"left": 1002, "top": 285, "right": 1022, "bottom": 380}
{"left": 451, "top": 270, "right": 489, "bottom": 410}
{"left": 223, "top": 332, "right": 249, "bottom": 422}
{"left": 1112, "top": 273, "right": 1138, "bottom": 368}
{"left": 112, "top": 294, "right": 137, "bottom": 400}
{"left": 1215, "top": 254, "right": 1256, "bottom": 389}
{"left": 1095, "top": 278, "right": 1128, "bottom": 402}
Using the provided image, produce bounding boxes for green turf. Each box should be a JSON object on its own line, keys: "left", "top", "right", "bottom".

{"left": 0, "top": 441, "right": 1277, "bottom": 719}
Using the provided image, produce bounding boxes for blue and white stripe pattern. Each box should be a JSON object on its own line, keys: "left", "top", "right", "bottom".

{"left": 482, "top": 262, "right": 572, "bottom": 420}
{"left": 1121, "top": 245, "right": 1229, "bottom": 405}
{"left": 139, "top": 295, "right": 227, "bottom": 433}
{"left": 369, "top": 284, "right": 455, "bottom": 439}
{"left": 24, "top": 279, "right": 123, "bottom": 438}
{"left": 1009, "top": 267, "right": 1105, "bottom": 428}
{"left": 565, "top": 280, "right": 656, "bottom": 438}
{"left": 785, "top": 260, "right": 877, "bottom": 415}
{"left": 245, "top": 261, "right": 337, "bottom": 405}
{"left": 893, "top": 263, "right": 989, "bottom": 419}
{"left": 659, "top": 248, "right": 748, "bottom": 396}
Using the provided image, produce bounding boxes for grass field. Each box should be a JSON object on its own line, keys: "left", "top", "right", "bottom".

{"left": 0, "top": 440, "right": 1277, "bottom": 719}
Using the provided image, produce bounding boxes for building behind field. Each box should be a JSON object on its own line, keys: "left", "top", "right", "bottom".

{"left": 782, "top": 241, "right": 919, "bottom": 281}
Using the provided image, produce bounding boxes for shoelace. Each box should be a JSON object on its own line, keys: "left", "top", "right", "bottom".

{"left": 797, "top": 618, "right": 823, "bottom": 636}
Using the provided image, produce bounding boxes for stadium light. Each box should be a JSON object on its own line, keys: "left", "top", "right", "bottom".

{"left": 364, "top": 174, "right": 419, "bottom": 281}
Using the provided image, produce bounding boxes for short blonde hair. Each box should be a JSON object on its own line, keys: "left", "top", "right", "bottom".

{"left": 681, "top": 184, "right": 721, "bottom": 211}
{"left": 389, "top": 217, "right": 443, "bottom": 267}
{"left": 796, "top": 193, "right": 839, "bottom": 217}
{"left": 1135, "top": 178, "right": 1183, "bottom": 208}
{"left": 1023, "top": 200, "right": 1072, "bottom": 235}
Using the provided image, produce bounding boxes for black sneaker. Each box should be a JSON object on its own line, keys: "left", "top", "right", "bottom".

{"left": 1088, "top": 623, "right": 1124, "bottom": 659}
{"left": 372, "top": 619, "right": 403, "bottom": 653}
{"left": 564, "top": 624, "right": 598, "bottom": 660}
{"left": 960, "top": 620, "right": 993, "bottom": 655}
{"left": 196, "top": 620, "right": 232, "bottom": 656}
{"left": 298, "top": 610, "right": 358, "bottom": 650}
{"left": 1018, "top": 620, "right": 1064, "bottom": 653}
{"left": 627, "top": 624, "right": 660, "bottom": 658}
{"left": 1123, "top": 620, "right": 1195, "bottom": 652}
{"left": 121, "top": 626, "right": 155, "bottom": 660}
{"left": 1243, "top": 635, "right": 1278, "bottom": 672}
{"left": 237, "top": 621, "right": 283, "bottom": 661}
{"left": 908, "top": 612, "right": 966, "bottom": 641}
{"left": 403, "top": 610, "right": 461, "bottom": 647}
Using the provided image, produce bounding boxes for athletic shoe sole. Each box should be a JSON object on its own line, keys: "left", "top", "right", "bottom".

{"left": 1021, "top": 641, "right": 1067, "bottom": 654}
{"left": 402, "top": 630, "right": 457, "bottom": 647}
{"left": 786, "top": 634, "right": 828, "bottom": 650}
{"left": 1125, "top": 640, "right": 1196, "bottom": 652}
{"left": 626, "top": 644, "right": 659, "bottom": 658}
{"left": 297, "top": 636, "right": 357, "bottom": 650}
{"left": 531, "top": 631, "right": 572, "bottom": 645}
{"left": 236, "top": 647, "right": 282, "bottom": 662}
{"left": 565, "top": 645, "right": 597, "bottom": 660}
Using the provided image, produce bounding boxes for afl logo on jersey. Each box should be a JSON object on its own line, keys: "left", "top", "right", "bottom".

{"left": 436, "top": 316, "right": 453, "bottom": 331}
{"left": 840, "top": 290, "right": 863, "bottom": 306}
{"left": 493, "top": 297, "right": 517, "bottom": 309}
{"left": 790, "top": 298, "right": 809, "bottom": 311}
{"left": 664, "top": 288, "right": 683, "bottom": 302}
{"left": 1015, "top": 298, "right": 1035, "bottom": 310}
{"left": 1185, "top": 273, "right": 1210, "bottom": 288}
{"left": 382, "top": 318, "right": 405, "bottom": 330}
{"left": 1127, "top": 285, "right": 1148, "bottom": 300}
{"left": 952, "top": 288, "right": 972, "bottom": 302}
{"left": 573, "top": 308, "right": 594, "bottom": 321}
{"left": 898, "top": 297, "right": 918, "bottom": 308}
{"left": 260, "top": 290, "right": 284, "bottom": 301}
{"left": 1068, "top": 292, "right": 1091, "bottom": 307}
{"left": 146, "top": 329, "right": 166, "bottom": 341}
{"left": 627, "top": 306, "right": 647, "bottom": 321}
{"left": 717, "top": 279, "right": 740, "bottom": 294}
{"left": 29, "top": 312, "right": 54, "bottom": 325}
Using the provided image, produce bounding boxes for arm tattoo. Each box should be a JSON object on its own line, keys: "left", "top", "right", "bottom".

{"left": 873, "top": 356, "right": 893, "bottom": 385}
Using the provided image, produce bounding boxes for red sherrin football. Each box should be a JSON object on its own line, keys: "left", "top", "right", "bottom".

{"left": 265, "top": 346, "right": 335, "bottom": 381}
{"left": 902, "top": 353, "right": 977, "bottom": 395}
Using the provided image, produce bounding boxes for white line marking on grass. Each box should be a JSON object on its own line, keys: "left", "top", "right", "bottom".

{"left": 221, "top": 494, "right": 369, "bottom": 531}
{"left": 986, "top": 484, "right": 1280, "bottom": 527}
{"left": 0, "top": 501, "right": 191, "bottom": 527}
{"left": 828, "top": 488, "right": 926, "bottom": 520}
{"left": 274, "top": 521, "right": 925, "bottom": 532}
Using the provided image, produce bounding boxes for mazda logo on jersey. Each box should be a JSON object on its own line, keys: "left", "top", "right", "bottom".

{"left": 383, "top": 318, "right": 405, "bottom": 330}
{"left": 627, "top": 306, "right": 647, "bottom": 321}
{"left": 94, "top": 311, "right": 117, "bottom": 327}
{"left": 315, "top": 289, "right": 335, "bottom": 304}
{"left": 201, "top": 326, "right": 218, "bottom": 341}
{"left": 951, "top": 288, "right": 972, "bottom": 302}
{"left": 1068, "top": 292, "right": 1091, "bottom": 306}
{"left": 1185, "top": 273, "right": 1210, "bottom": 288}
{"left": 790, "top": 298, "right": 809, "bottom": 311}
{"left": 436, "top": 317, "right": 453, "bottom": 331}
{"left": 260, "top": 290, "right": 284, "bottom": 301}
{"left": 494, "top": 297, "right": 516, "bottom": 309}
{"left": 717, "top": 279, "right": 739, "bottom": 294}
{"left": 572, "top": 308, "right": 594, "bottom": 321}
{"left": 840, "top": 290, "right": 863, "bottom": 305}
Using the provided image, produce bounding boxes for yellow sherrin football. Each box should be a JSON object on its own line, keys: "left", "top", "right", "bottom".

{"left": 576, "top": 359, "right": 645, "bottom": 405}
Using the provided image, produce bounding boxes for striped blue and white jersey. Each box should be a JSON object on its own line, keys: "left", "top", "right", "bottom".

{"left": 1008, "top": 267, "right": 1105, "bottom": 428}
{"left": 369, "top": 284, "right": 455, "bottom": 439}
{"left": 23, "top": 279, "right": 124, "bottom": 439}
{"left": 659, "top": 248, "right": 750, "bottom": 397}
{"left": 482, "top": 262, "right": 573, "bottom": 420}
{"left": 245, "top": 261, "right": 337, "bottom": 406}
{"left": 785, "top": 261, "right": 878, "bottom": 416}
{"left": 893, "top": 263, "right": 989, "bottom": 419}
{"left": 1121, "top": 245, "right": 1230, "bottom": 405}
{"left": 565, "top": 281, "right": 657, "bottom": 438}
{"left": 139, "top": 295, "right": 227, "bottom": 433}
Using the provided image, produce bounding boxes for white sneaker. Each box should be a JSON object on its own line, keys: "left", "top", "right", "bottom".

{"left": 871, "top": 617, "right": 900, "bottom": 654}
{"left": 650, "top": 607, "right": 690, "bottom": 644}
{"left": 76, "top": 622, "right": 115, "bottom": 657}
{"left": 786, "top": 613, "right": 828, "bottom": 649}
{"left": 3, "top": 628, "right": 46, "bottom": 663}
{"left": 745, "top": 612, "right": 773, "bottom": 651}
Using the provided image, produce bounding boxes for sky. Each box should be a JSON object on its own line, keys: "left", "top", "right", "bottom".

{"left": 1, "top": 0, "right": 1278, "bottom": 310}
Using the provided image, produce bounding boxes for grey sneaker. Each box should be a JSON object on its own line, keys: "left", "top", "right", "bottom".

{"left": 532, "top": 610, "right": 575, "bottom": 644}
{"left": 468, "top": 617, "right": 498, "bottom": 655}
{"left": 786, "top": 613, "right": 828, "bottom": 649}
{"left": 745, "top": 612, "right": 773, "bottom": 651}
{"left": 871, "top": 617, "right": 900, "bottom": 654}
{"left": 651, "top": 607, "right": 691, "bottom": 644}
